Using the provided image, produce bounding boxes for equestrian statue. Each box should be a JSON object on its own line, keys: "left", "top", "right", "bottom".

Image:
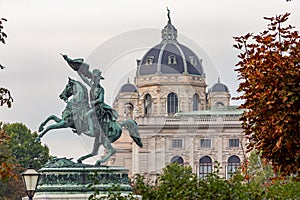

{"left": 36, "top": 54, "right": 143, "bottom": 165}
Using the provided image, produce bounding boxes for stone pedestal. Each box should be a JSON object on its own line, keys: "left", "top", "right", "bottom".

{"left": 25, "top": 158, "right": 136, "bottom": 200}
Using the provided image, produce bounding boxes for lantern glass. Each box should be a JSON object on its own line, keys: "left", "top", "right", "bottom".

{"left": 22, "top": 168, "right": 40, "bottom": 194}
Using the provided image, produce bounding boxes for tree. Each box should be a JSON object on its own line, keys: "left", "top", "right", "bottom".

{"left": 88, "top": 163, "right": 300, "bottom": 199}
{"left": 0, "top": 17, "right": 15, "bottom": 185}
{"left": 133, "top": 163, "right": 233, "bottom": 199}
{"left": 0, "top": 122, "right": 50, "bottom": 199}
{"left": 246, "top": 150, "right": 274, "bottom": 185}
{"left": 0, "top": 17, "right": 13, "bottom": 108}
{"left": 155, "top": 164, "right": 199, "bottom": 199}
{"left": 233, "top": 13, "right": 300, "bottom": 176}
{"left": 0, "top": 122, "right": 50, "bottom": 169}
{"left": 0, "top": 129, "right": 25, "bottom": 200}
{"left": 0, "top": 18, "right": 19, "bottom": 199}
{"left": 0, "top": 130, "right": 16, "bottom": 181}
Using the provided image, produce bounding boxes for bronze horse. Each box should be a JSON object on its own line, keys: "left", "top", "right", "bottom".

{"left": 36, "top": 78, "right": 142, "bottom": 165}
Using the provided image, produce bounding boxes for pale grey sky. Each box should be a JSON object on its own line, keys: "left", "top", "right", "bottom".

{"left": 1, "top": 0, "right": 299, "bottom": 163}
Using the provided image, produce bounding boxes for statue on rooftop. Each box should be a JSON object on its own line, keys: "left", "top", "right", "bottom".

{"left": 167, "top": 7, "right": 171, "bottom": 23}
{"left": 36, "top": 54, "right": 143, "bottom": 165}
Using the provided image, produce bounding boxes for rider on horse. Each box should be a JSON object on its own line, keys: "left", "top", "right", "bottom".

{"left": 37, "top": 55, "right": 142, "bottom": 165}
{"left": 62, "top": 54, "right": 121, "bottom": 143}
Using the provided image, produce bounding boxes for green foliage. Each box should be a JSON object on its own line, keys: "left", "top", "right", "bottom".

{"left": 132, "top": 174, "right": 158, "bottom": 199}
{"left": 156, "top": 164, "right": 199, "bottom": 199}
{"left": 264, "top": 178, "right": 300, "bottom": 200}
{"left": 89, "top": 163, "right": 300, "bottom": 199}
{"left": 234, "top": 13, "right": 300, "bottom": 176}
{"left": 0, "top": 122, "right": 50, "bottom": 199}
{"left": 87, "top": 172, "right": 102, "bottom": 200}
{"left": 131, "top": 163, "right": 300, "bottom": 200}
{"left": 198, "top": 172, "right": 231, "bottom": 199}
{"left": 0, "top": 130, "right": 24, "bottom": 200}
{"left": 247, "top": 150, "right": 274, "bottom": 185}
{"left": 88, "top": 172, "right": 137, "bottom": 200}
{"left": 133, "top": 163, "right": 204, "bottom": 199}
{"left": 0, "top": 122, "right": 50, "bottom": 169}
{"left": 0, "top": 130, "right": 16, "bottom": 181}
{"left": 90, "top": 185, "right": 137, "bottom": 200}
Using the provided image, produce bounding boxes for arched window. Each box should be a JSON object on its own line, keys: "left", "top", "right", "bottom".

{"left": 193, "top": 93, "right": 199, "bottom": 111}
{"left": 216, "top": 102, "right": 224, "bottom": 107}
{"left": 168, "top": 55, "right": 177, "bottom": 65}
{"left": 146, "top": 56, "right": 154, "bottom": 65}
{"left": 171, "top": 156, "right": 184, "bottom": 165}
{"left": 227, "top": 155, "right": 241, "bottom": 179}
{"left": 124, "top": 103, "right": 133, "bottom": 119}
{"left": 167, "top": 93, "right": 178, "bottom": 115}
{"left": 189, "top": 56, "right": 197, "bottom": 66}
{"left": 199, "top": 156, "right": 212, "bottom": 178}
{"left": 144, "top": 94, "right": 152, "bottom": 116}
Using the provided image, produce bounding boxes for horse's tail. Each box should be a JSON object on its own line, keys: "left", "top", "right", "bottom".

{"left": 121, "top": 119, "right": 143, "bottom": 148}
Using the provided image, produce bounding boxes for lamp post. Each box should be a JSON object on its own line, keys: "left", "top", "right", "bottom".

{"left": 21, "top": 164, "right": 40, "bottom": 200}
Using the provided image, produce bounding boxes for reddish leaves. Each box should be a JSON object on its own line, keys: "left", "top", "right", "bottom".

{"left": 234, "top": 13, "right": 300, "bottom": 176}
{"left": 0, "top": 130, "right": 17, "bottom": 181}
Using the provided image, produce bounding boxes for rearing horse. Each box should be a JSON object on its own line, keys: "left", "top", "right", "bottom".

{"left": 37, "top": 78, "right": 143, "bottom": 165}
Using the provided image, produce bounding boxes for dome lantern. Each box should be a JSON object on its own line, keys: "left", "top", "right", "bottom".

{"left": 161, "top": 8, "right": 178, "bottom": 43}
{"left": 136, "top": 9, "right": 205, "bottom": 77}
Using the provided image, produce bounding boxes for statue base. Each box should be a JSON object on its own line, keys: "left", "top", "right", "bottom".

{"left": 23, "top": 158, "right": 139, "bottom": 200}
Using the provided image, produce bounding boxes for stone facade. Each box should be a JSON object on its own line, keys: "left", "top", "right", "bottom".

{"left": 109, "top": 13, "right": 245, "bottom": 180}
{"left": 108, "top": 108, "right": 245, "bottom": 180}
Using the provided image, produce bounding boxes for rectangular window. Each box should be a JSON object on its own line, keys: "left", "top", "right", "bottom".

{"left": 229, "top": 139, "right": 239, "bottom": 147}
{"left": 172, "top": 139, "right": 183, "bottom": 148}
{"left": 199, "top": 163, "right": 212, "bottom": 178}
{"left": 200, "top": 139, "right": 211, "bottom": 148}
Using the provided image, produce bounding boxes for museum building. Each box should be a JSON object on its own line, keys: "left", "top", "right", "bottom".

{"left": 108, "top": 14, "right": 246, "bottom": 180}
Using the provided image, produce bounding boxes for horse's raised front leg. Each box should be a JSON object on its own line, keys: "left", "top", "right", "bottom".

{"left": 95, "top": 137, "right": 116, "bottom": 166}
{"left": 38, "top": 115, "right": 62, "bottom": 132}
{"left": 77, "top": 132, "right": 101, "bottom": 163}
{"left": 35, "top": 119, "right": 68, "bottom": 142}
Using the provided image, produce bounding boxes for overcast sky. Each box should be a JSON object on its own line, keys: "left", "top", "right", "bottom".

{"left": 1, "top": 0, "right": 300, "bottom": 163}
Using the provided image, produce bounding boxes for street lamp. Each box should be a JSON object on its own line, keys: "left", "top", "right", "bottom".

{"left": 21, "top": 164, "right": 40, "bottom": 200}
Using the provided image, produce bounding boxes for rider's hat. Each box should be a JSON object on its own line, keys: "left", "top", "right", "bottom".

{"left": 92, "top": 69, "right": 105, "bottom": 80}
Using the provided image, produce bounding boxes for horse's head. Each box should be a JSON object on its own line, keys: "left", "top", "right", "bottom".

{"left": 59, "top": 77, "right": 76, "bottom": 103}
